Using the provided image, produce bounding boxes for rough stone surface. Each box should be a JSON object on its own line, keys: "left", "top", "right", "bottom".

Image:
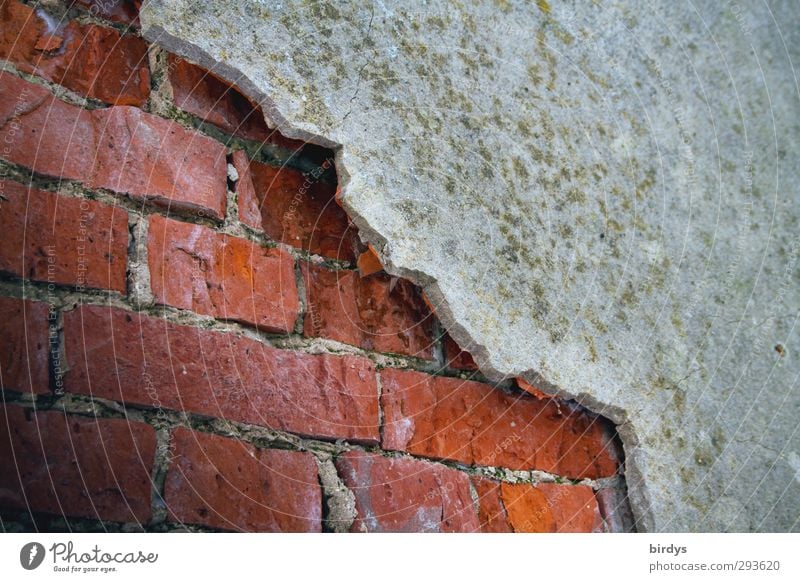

{"left": 148, "top": 214, "right": 299, "bottom": 333}
{"left": 165, "top": 428, "right": 321, "bottom": 532}
{"left": 0, "top": 405, "right": 155, "bottom": 523}
{"left": 335, "top": 451, "right": 479, "bottom": 532}
{"left": 141, "top": 1, "right": 800, "bottom": 531}
{"left": 63, "top": 304, "right": 380, "bottom": 444}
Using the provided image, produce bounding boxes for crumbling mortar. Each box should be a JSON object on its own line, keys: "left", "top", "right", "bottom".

{"left": 315, "top": 456, "right": 356, "bottom": 533}
{"left": 292, "top": 259, "right": 307, "bottom": 335}
{"left": 126, "top": 213, "right": 154, "bottom": 307}
{"left": 149, "top": 427, "right": 173, "bottom": 525}
{"left": 70, "top": 7, "right": 140, "bottom": 35}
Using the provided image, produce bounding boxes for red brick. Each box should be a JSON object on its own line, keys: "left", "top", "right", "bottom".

{"left": 335, "top": 451, "right": 479, "bottom": 532}
{"left": 166, "top": 56, "right": 307, "bottom": 152}
{"left": 231, "top": 150, "right": 261, "bottom": 230}
{"left": 147, "top": 215, "right": 299, "bottom": 333}
{"left": 1, "top": 1, "right": 149, "bottom": 105}
{"left": 497, "top": 482, "right": 603, "bottom": 532}
{"left": 0, "top": 297, "right": 49, "bottom": 395}
{"left": 72, "top": 0, "right": 141, "bottom": 26}
{"left": 0, "top": 180, "right": 128, "bottom": 292}
{"left": 168, "top": 55, "right": 272, "bottom": 142}
{"left": 475, "top": 477, "right": 586, "bottom": 533}
{"left": 536, "top": 482, "right": 603, "bottom": 532}
{"left": 63, "top": 304, "right": 379, "bottom": 443}
{"left": 249, "top": 160, "right": 356, "bottom": 260}
{"left": 301, "top": 262, "right": 434, "bottom": 358}
{"left": 471, "top": 476, "right": 511, "bottom": 532}
{"left": 499, "top": 482, "right": 556, "bottom": 532}
{"left": 380, "top": 369, "right": 620, "bottom": 479}
{"left": 443, "top": 331, "right": 479, "bottom": 371}
{"left": 0, "top": 405, "right": 155, "bottom": 522}
{"left": 164, "top": 428, "right": 321, "bottom": 532}
{"left": 0, "top": 72, "right": 227, "bottom": 219}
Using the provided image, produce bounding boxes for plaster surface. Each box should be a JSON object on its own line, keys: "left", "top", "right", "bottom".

{"left": 140, "top": 0, "right": 800, "bottom": 531}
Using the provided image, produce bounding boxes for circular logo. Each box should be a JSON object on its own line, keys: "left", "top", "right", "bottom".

{"left": 19, "top": 542, "right": 45, "bottom": 570}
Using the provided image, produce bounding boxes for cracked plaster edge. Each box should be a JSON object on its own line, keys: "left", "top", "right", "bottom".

{"left": 140, "top": 22, "right": 656, "bottom": 533}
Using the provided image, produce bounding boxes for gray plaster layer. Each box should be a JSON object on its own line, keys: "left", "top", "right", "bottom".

{"left": 140, "top": 1, "right": 800, "bottom": 531}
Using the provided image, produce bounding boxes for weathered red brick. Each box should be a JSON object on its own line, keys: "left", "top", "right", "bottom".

{"left": 231, "top": 150, "right": 261, "bottom": 230}
{"left": 166, "top": 56, "right": 309, "bottom": 152}
{"left": 72, "top": 0, "right": 141, "bottom": 26}
{"left": 0, "top": 297, "right": 49, "bottom": 395}
{"left": 1, "top": 1, "right": 149, "bottom": 105}
{"left": 498, "top": 482, "right": 556, "bottom": 532}
{"left": 249, "top": 160, "right": 356, "bottom": 260}
{"left": 0, "top": 72, "right": 227, "bottom": 219}
{"left": 471, "top": 476, "right": 511, "bottom": 532}
{"left": 164, "top": 428, "right": 321, "bottom": 531}
{"left": 168, "top": 55, "right": 272, "bottom": 142}
{"left": 148, "top": 215, "right": 299, "bottom": 333}
{"left": 443, "top": 331, "right": 479, "bottom": 371}
{"left": 0, "top": 180, "right": 128, "bottom": 292}
{"left": 0, "top": 405, "right": 155, "bottom": 522}
{"left": 498, "top": 482, "right": 603, "bottom": 532}
{"left": 380, "top": 369, "right": 620, "bottom": 479}
{"left": 536, "top": 482, "right": 603, "bottom": 532}
{"left": 63, "top": 304, "right": 379, "bottom": 443}
{"left": 301, "top": 262, "right": 434, "bottom": 358}
{"left": 335, "top": 451, "right": 479, "bottom": 532}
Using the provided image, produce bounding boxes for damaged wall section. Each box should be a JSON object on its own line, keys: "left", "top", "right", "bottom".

{"left": 0, "top": 0, "right": 634, "bottom": 533}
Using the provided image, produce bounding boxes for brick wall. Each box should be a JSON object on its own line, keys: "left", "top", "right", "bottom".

{"left": 0, "top": 0, "right": 634, "bottom": 533}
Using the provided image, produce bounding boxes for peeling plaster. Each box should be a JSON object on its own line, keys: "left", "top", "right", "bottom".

{"left": 140, "top": 0, "right": 800, "bottom": 531}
